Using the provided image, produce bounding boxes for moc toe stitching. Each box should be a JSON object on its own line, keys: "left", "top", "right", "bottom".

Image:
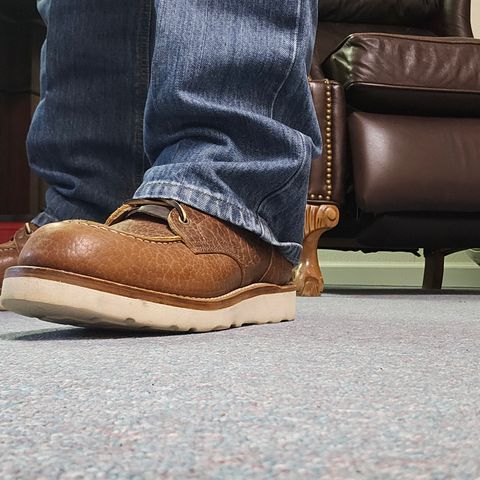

{"left": 1, "top": 247, "right": 17, "bottom": 252}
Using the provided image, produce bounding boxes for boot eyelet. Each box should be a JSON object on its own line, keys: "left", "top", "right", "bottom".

{"left": 179, "top": 215, "right": 189, "bottom": 225}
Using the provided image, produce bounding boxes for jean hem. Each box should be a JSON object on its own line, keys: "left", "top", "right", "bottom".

{"left": 134, "top": 180, "right": 302, "bottom": 265}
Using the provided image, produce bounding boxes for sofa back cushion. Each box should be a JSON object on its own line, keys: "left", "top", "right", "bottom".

{"left": 318, "top": 0, "right": 440, "bottom": 26}
{"left": 318, "top": 0, "right": 441, "bottom": 27}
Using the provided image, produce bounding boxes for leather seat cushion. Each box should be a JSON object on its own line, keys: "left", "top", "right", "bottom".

{"left": 323, "top": 33, "right": 480, "bottom": 116}
{"left": 349, "top": 112, "right": 480, "bottom": 213}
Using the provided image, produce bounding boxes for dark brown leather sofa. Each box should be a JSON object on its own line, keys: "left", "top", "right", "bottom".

{"left": 295, "top": 0, "right": 480, "bottom": 295}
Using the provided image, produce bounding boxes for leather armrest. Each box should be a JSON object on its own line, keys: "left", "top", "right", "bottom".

{"left": 308, "top": 79, "right": 346, "bottom": 205}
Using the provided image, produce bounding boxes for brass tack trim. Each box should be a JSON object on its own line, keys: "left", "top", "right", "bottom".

{"left": 306, "top": 77, "right": 335, "bottom": 204}
{"left": 323, "top": 79, "right": 334, "bottom": 201}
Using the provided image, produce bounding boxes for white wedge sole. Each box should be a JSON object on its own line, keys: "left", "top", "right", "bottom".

{"left": 1, "top": 267, "right": 296, "bottom": 332}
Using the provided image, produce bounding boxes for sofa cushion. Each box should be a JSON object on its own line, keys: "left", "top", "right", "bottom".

{"left": 349, "top": 112, "right": 480, "bottom": 213}
{"left": 323, "top": 33, "right": 480, "bottom": 117}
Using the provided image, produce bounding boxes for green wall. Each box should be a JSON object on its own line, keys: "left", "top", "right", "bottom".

{"left": 319, "top": 250, "right": 480, "bottom": 289}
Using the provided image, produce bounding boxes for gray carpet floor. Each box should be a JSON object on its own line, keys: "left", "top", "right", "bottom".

{"left": 1, "top": 291, "right": 480, "bottom": 479}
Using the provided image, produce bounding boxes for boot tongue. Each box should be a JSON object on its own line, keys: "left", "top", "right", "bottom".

{"left": 125, "top": 204, "right": 172, "bottom": 222}
{"left": 109, "top": 201, "right": 179, "bottom": 238}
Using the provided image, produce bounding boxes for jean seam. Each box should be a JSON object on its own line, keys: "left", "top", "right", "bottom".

{"left": 133, "top": 0, "right": 153, "bottom": 184}
{"left": 252, "top": 0, "right": 305, "bottom": 212}
{"left": 150, "top": 0, "right": 301, "bottom": 123}
{"left": 269, "top": 0, "right": 302, "bottom": 119}
{"left": 255, "top": 130, "right": 309, "bottom": 215}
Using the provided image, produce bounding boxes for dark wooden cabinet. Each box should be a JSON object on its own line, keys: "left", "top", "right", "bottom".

{"left": 0, "top": 1, "right": 46, "bottom": 220}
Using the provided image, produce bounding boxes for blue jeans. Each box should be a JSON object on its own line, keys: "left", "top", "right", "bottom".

{"left": 28, "top": 0, "right": 321, "bottom": 265}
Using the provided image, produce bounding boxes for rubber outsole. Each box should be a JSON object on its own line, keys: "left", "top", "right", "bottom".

{"left": 1, "top": 267, "right": 296, "bottom": 332}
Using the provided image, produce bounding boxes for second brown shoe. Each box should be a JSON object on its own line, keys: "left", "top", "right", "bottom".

{"left": 0, "top": 223, "right": 38, "bottom": 311}
{"left": 1, "top": 200, "right": 295, "bottom": 332}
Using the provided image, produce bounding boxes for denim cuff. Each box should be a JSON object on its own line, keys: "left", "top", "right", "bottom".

{"left": 134, "top": 180, "right": 302, "bottom": 265}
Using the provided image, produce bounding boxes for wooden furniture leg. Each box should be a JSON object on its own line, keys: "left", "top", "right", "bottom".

{"left": 294, "top": 204, "right": 340, "bottom": 296}
{"left": 422, "top": 250, "right": 446, "bottom": 290}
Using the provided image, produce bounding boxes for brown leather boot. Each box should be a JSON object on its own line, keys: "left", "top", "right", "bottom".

{"left": 0, "top": 223, "right": 38, "bottom": 311}
{"left": 1, "top": 200, "right": 295, "bottom": 331}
